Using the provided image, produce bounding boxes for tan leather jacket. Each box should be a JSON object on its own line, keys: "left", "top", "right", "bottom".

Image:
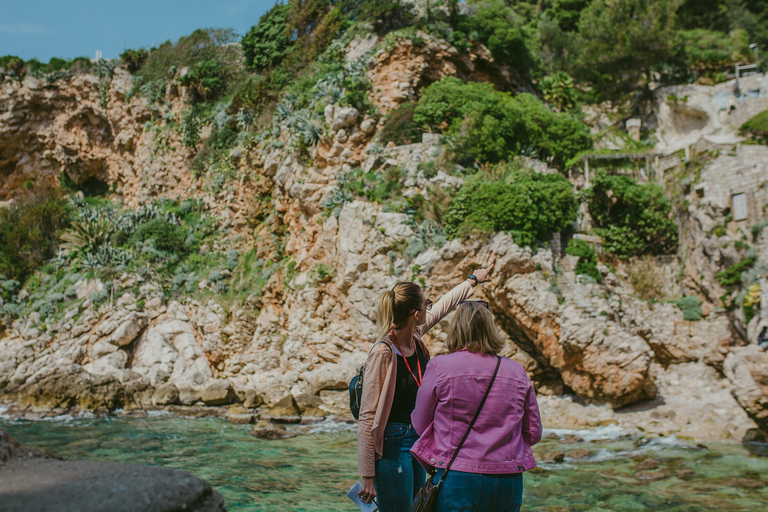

{"left": 356, "top": 280, "right": 474, "bottom": 477}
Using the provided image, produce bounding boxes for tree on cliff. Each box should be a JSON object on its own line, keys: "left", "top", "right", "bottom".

{"left": 576, "top": 0, "right": 684, "bottom": 94}
{"left": 242, "top": 2, "right": 292, "bottom": 72}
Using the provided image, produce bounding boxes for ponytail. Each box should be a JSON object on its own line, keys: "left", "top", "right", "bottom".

{"left": 375, "top": 290, "right": 395, "bottom": 343}
{"left": 374, "top": 282, "right": 424, "bottom": 342}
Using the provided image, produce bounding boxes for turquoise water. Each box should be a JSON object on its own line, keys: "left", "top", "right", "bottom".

{"left": 2, "top": 411, "right": 768, "bottom": 511}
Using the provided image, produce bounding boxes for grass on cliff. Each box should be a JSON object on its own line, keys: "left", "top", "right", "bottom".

{"left": 740, "top": 111, "right": 768, "bottom": 145}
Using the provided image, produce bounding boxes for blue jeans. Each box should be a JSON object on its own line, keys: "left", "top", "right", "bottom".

{"left": 434, "top": 469, "right": 523, "bottom": 512}
{"left": 375, "top": 423, "right": 426, "bottom": 512}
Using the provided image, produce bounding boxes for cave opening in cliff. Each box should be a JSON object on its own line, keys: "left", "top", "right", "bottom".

{"left": 60, "top": 171, "right": 109, "bottom": 198}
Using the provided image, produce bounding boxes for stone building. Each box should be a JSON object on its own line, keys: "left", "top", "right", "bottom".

{"left": 700, "top": 145, "right": 768, "bottom": 227}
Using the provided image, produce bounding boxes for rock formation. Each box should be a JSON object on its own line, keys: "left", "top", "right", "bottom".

{"left": 2, "top": 33, "right": 768, "bottom": 442}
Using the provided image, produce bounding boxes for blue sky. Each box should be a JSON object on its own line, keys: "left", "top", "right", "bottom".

{"left": 0, "top": 1, "right": 275, "bottom": 61}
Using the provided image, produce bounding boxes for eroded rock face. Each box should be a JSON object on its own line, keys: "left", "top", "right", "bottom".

{"left": 724, "top": 345, "right": 768, "bottom": 437}
{"left": 431, "top": 233, "right": 657, "bottom": 407}
{"left": 367, "top": 34, "right": 530, "bottom": 115}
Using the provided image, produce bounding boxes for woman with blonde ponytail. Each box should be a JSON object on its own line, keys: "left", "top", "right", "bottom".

{"left": 357, "top": 263, "right": 495, "bottom": 511}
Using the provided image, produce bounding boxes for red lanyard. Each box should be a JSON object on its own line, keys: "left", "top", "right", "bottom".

{"left": 391, "top": 328, "right": 422, "bottom": 387}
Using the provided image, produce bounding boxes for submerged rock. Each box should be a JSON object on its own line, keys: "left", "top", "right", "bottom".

{"left": 540, "top": 451, "right": 565, "bottom": 463}
{"left": 0, "top": 428, "right": 225, "bottom": 511}
{"left": 250, "top": 421, "right": 295, "bottom": 440}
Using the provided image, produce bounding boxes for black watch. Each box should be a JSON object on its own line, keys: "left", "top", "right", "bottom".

{"left": 467, "top": 275, "right": 479, "bottom": 287}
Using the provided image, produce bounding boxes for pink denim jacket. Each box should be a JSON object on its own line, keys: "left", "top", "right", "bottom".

{"left": 410, "top": 349, "right": 542, "bottom": 474}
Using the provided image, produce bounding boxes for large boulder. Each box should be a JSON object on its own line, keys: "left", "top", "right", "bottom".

{"left": 266, "top": 395, "right": 300, "bottom": 422}
{"left": 0, "top": 428, "right": 225, "bottom": 512}
{"left": 325, "top": 105, "right": 359, "bottom": 131}
{"left": 110, "top": 313, "right": 148, "bottom": 347}
{"left": 198, "top": 380, "right": 237, "bottom": 406}
{"left": 131, "top": 311, "right": 213, "bottom": 388}
{"left": 151, "top": 383, "right": 180, "bottom": 406}
{"left": 8, "top": 365, "right": 148, "bottom": 411}
{"left": 294, "top": 393, "right": 326, "bottom": 418}
{"left": 724, "top": 345, "right": 768, "bottom": 437}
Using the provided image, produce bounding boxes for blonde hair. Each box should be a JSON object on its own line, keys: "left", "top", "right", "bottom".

{"left": 375, "top": 282, "right": 423, "bottom": 342}
{"left": 445, "top": 302, "right": 505, "bottom": 355}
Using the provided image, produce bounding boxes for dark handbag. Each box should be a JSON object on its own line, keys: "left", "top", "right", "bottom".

{"left": 349, "top": 341, "right": 393, "bottom": 420}
{"left": 410, "top": 356, "right": 502, "bottom": 512}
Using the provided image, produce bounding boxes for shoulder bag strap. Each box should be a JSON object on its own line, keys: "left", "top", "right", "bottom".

{"left": 437, "top": 355, "right": 501, "bottom": 484}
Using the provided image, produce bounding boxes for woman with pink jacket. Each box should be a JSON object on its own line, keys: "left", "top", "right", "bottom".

{"left": 357, "top": 264, "right": 495, "bottom": 511}
{"left": 410, "top": 301, "right": 542, "bottom": 512}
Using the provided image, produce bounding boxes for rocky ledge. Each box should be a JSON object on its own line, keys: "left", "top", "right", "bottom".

{"left": 0, "top": 428, "right": 225, "bottom": 512}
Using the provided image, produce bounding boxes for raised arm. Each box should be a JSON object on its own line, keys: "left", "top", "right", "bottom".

{"left": 418, "top": 263, "right": 495, "bottom": 336}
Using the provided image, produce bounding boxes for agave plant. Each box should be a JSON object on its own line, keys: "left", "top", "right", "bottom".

{"left": 287, "top": 110, "right": 310, "bottom": 130}
{"left": 51, "top": 249, "right": 72, "bottom": 270}
{"left": 282, "top": 92, "right": 299, "bottom": 107}
{"left": 346, "top": 56, "right": 368, "bottom": 78}
{"left": 275, "top": 101, "right": 293, "bottom": 122}
{"left": 235, "top": 108, "right": 255, "bottom": 131}
{"left": 520, "top": 143, "right": 539, "bottom": 159}
{"left": 320, "top": 188, "right": 353, "bottom": 210}
{"left": 297, "top": 116, "right": 324, "bottom": 146}
{"left": 367, "top": 142, "right": 384, "bottom": 155}
{"left": 61, "top": 216, "right": 114, "bottom": 252}
{"left": 326, "top": 85, "right": 346, "bottom": 105}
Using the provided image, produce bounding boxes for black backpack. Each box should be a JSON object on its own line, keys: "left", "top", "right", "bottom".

{"left": 349, "top": 341, "right": 392, "bottom": 420}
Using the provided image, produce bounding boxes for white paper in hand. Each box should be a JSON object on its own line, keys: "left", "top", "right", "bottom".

{"left": 347, "top": 481, "right": 378, "bottom": 512}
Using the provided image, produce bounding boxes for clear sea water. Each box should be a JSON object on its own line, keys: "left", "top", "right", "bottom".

{"left": 2, "top": 406, "right": 768, "bottom": 511}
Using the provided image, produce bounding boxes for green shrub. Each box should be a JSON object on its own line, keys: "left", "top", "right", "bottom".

{"left": 120, "top": 48, "right": 149, "bottom": 73}
{"left": 676, "top": 295, "right": 702, "bottom": 321}
{"left": 584, "top": 171, "right": 678, "bottom": 259}
{"left": 378, "top": 101, "right": 422, "bottom": 146}
{"left": 716, "top": 256, "right": 756, "bottom": 288}
{"left": 456, "top": 2, "right": 536, "bottom": 75}
{"left": 0, "top": 189, "right": 73, "bottom": 284}
{"left": 565, "top": 238, "right": 601, "bottom": 282}
{"left": 413, "top": 78, "right": 591, "bottom": 167}
{"left": 242, "top": 2, "right": 292, "bottom": 72}
{"left": 538, "top": 72, "right": 576, "bottom": 111}
{"left": 179, "top": 59, "right": 227, "bottom": 101}
{"left": 546, "top": 0, "right": 590, "bottom": 32}
{"left": 444, "top": 169, "right": 578, "bottom": 246}
{"left": 128, "top": 219, "right": 189, "bottom": 255}
{"left": 361, "top": 0, "right": 415, "bottom": 36}
{"left": 190, "top": 124, "right": 238, "bottom": 176}
{"left": 345, "top": 167, "right": 404, "bottom": 204}
{"left": 182, "top": 109, "right": 201, "bottom": 148}
{"left": 740, "top": 110, "right": 768, "bottom": 144}
{"left": 417, "top": 161, "right": 438, "bottom": 179}
{"left": 131, "top": 28, "right": 241, "bottom": 101}
{"left": 0, "top": 55, "right": 25, "bottom": 76}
